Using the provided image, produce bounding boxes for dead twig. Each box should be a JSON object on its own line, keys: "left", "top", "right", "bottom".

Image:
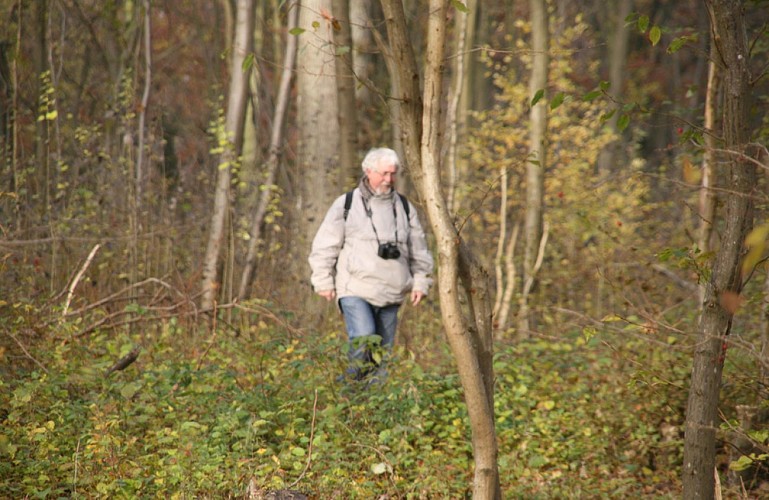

{"left": 62, "top": 243, "right": 101, "bottom": 317}
{"left": 7, "top": 330, "right": 49, "bottom": 373}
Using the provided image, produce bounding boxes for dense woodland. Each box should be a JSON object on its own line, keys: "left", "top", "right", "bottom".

{"left": 2, "top": 0, "right": 769, "bottom": 498}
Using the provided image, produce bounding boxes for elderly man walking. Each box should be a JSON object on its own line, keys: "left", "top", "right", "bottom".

{"left": 309, "top": 148, "right": 434, "bottom": 385}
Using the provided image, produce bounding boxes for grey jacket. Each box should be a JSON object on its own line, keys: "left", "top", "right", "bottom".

{"left": 308, "top": 188, "right": 434, "bottom": 307}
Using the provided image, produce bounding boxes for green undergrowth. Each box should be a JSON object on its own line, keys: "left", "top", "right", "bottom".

{"left": 1, "top": 315, "right": 688, "bottom": 498}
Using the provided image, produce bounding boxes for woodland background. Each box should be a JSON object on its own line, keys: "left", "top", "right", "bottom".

{"left": 1, "top": 0, "right": 769, "bottom": 498}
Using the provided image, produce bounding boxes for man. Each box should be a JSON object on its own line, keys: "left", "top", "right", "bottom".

{"left": 308, "top": 147, "right": 434, "bottom": 384}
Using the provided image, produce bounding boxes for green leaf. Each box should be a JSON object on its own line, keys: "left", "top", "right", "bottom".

{"left": 649, "top": 26, "right": 661, "bottom": 46}
{"left": 120, "top": 381, "right": 142, "bottom": 400}
{"left": 335, "top": 45, "right": 351, "bottom": 56}
{"left": 667, "top": 36, "right": 687, "bottom": 53}
{"left": 550, "top": 92, "right": 565, "bottom": 110}
{"left": 530, "top": 89, "right": 545, "bottom": 107}
{"left": 637, "top": 15, "right": 649, "bottom": 33}
{"left": 729, "top": 455, "right": 754, "bottom": 472}
{"left": 743, "top": 222, "right": 769, "bottom": 275}
{"left": 371, "top": 462, "right": 392, "bottom": 475}
{"left": 451, "top": 0, "right": 469, "bottom": 13}
{"left": 617, "top": 114, "right": 630, "bottom": 132}
{"left": 242, "top": 53, "right": 255, "bottom": 72}
{"left": 289, "top": 27, "right": 305, "bottom": 36}
{"left": 583, "top": 89, "right": 602, "bottom": 102}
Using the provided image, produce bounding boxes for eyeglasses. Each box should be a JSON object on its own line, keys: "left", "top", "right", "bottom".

{"left": 374, "top": 169, "right": 397, "bottom": 179}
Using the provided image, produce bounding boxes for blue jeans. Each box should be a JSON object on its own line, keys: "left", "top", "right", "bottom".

{"left": 338, "top": 297, "right": 400, "bottom": 382}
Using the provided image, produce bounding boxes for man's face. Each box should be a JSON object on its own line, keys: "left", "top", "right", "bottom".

{"left": 367, "top": 162, "right": 398, "bottom": 194}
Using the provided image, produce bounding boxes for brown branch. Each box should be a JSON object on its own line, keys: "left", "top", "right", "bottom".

{"left": 105, "top": 346, "right": 141, "bottom": 376}
{"left": 6, "top": 330, "right": 48, "bottom": 373}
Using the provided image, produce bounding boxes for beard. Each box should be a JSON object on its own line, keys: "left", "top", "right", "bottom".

{"left": 373, "top": 183, "right": 392, "bottom": 195}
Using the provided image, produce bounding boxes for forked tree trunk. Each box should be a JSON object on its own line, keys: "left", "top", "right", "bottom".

{"left": 682, "top": 0, "right": 756, "bottom": 497}
{"left": 238, "top": 1, "right": 299, "bottom": 301}
{"left": 201, "top": 0, "right": 254, "bottom": 310}
{"left": 380, "top": 1, "right": 501, "bottom": 497}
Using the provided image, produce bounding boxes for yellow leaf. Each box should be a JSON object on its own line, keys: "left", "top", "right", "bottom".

{"left": 743, "top": 222, "right": 769, "bottom": 275}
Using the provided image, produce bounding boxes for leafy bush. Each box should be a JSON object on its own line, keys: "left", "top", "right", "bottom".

{"left": 0, "top": 310, "right": 701, "bottom": 498}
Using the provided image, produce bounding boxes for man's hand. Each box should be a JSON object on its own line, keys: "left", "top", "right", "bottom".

{"left": 318, "top": 289, "right": 336, "bottom": 301}
{"left": 411, "top": 290, "right": 426, "bottom": 306}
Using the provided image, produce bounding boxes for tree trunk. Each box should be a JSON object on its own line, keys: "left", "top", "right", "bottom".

{"left": 332, "top": 0, "right": 360, "bottom": 187}
{"left": 201, "top": 0, "right": 254, "bottom": 310}
{"left": 450, "top": 0, "right": 478, "bottom": 214}
{"left": 596, "top": 0, "right": 632, "bottom": 173}
{"left": 699, "top": 48, "right": 720, "bottom": 252}
{"left": 380, "top": 1, "right": 500, "bottom": 497}
{"left": 34, "top": 0, "right": 50, "bottom": 216}
{"left": 518, "top": 0, "right": 548, "bottom": 336}
{"left": 295, "top": 0, "right": 340, "bottom": 303}
{"left": 238, "top": 1, "right": 299, "bottom": 301}
{"left": 682, "top": 0, "right": 756, "bottom": 497}
{"left": 698, "top": 51, "right": 720, "bottom": 305}
{"left": 350, "top": 0, "right": 375, "bottom": 127}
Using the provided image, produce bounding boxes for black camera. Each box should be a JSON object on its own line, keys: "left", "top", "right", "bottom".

{"left": 377, "top": 242, "right": 401, "bottom": 260}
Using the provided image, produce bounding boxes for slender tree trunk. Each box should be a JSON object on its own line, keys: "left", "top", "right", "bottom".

{"left": 596, "top": 0, "right": 632, "bottom": 173}
{"left": 683, "top": 0, "right": 756, "bottom": 497}
{"left": 350, "top": 1, "right": 375, "bottom": 121}
{"left": 449, "top": 0, "right": 477, "bottom": 214}
{"left": 518, "top": 0, "right": 548, "bottom": 336}
{"left": 332, "top": 0, "right": 359, "bottom": 186}
{"left": 201, "top": 0, "right": 254, "bottom": 310}
{"left": 34, "top": 0, "right": 50, "bottom": 216}
{"left": 380, "top": 1, "right": 500, "bottom": 497}
{"left": 698, "top": 49, "right": 720, "bottom": 260}
{"left": 444, "top": 0, "right": 468, "bottom": 213}
{"left": 238, "top": 1, "right": 299, "bottom": 301}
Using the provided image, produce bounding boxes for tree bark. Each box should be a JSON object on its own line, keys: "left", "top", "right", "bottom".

{"left": 238, "top": 1, "right": 299, "bottom": 301}
{"left": 596, "top": 0, "right": 632, "bottom": 173}
{"left": 332, "top": 0, "right": 359, "bottom": 187}
{"left": 380, "top": 1, "right": 500, "bottom": 497}
{"left": 201, "top": 0, "right": 254, "bottom": 310}
{"left": 518, "top": 0, "right": 548, "bottom": 336}
{"left": 683, "top": 0, "right": 756, "bottom": 497}
{"left": 698, "top": 48, "right": 720, "bottom": 258}
{"left": 296, "top": 0, "right": 340, "bottom": 305}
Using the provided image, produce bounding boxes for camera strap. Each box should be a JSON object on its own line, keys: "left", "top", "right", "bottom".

{"left": 361, "top": 196, "right": 399, "bottom": 247}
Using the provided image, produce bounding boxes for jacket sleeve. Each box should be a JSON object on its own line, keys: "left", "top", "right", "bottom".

{"left": 308, "top": 195, "right": 346, "bottom": 292}
{"left": 406, "top": 201, "right": 434, "bottom": 295}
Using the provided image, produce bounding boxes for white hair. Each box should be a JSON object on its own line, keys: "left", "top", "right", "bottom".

{"left": 361, "top": 148, "right": 400, "bottom": 173}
